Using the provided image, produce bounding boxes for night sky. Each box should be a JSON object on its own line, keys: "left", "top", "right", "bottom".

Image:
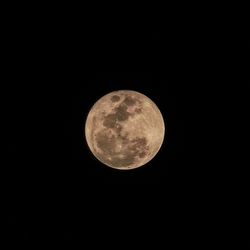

{"left": 4, "top": 4, "right": 242, "bottom": 247}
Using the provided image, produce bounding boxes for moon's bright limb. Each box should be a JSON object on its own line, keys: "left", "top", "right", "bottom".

{"left": 85, "top": 90, "right": 165, "bottom": 170}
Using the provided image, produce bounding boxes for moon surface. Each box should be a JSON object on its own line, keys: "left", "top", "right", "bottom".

{"left": 85, "top": 90, "right": 165, "bottom": 170}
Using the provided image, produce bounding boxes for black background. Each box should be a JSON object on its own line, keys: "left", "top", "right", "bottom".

{"left": 4, "top": 3, "right": 246, "bottom": 247}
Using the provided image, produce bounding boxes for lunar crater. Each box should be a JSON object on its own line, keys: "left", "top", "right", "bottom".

{"left": 111, "top": 95, "right": 120, "bottom": 102}
{"left": 123, "top": 96, "right": 136, "bottom": 106}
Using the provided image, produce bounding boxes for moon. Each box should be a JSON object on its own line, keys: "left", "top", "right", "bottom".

{"left": 85, "top": 90, "right": 165, "bottom": 170}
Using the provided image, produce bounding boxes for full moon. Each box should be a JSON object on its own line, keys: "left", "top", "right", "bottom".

{"left": 85, "top": 90, "right": 165, "bottom": 170}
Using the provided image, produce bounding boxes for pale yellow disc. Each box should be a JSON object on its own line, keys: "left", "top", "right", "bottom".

{"left": 85, "top": 90, "right": 165, "bottom": 170}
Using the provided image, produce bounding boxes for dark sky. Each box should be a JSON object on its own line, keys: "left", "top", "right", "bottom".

{"left": 5, "top": 24, "right": 178, "bottom": 243}
{"left": 4, "top": 4, "right": 244, "bottom": 247}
